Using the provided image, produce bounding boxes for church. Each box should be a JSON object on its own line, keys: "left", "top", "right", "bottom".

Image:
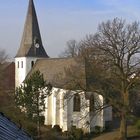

{"left": 15, "top": 0, "right": 112, "bottom": 132}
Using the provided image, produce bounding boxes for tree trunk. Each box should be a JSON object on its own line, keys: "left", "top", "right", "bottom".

{"left": 37, "top": 118, "right": 40, "bottom": 139}
{"left": 119, "top": 91, "right": 129, "bottom": 140}
{"left": 120, "top": 113, "right": 127, "bottom": 140}
{"left": 37, "top": 92, "right": 40, "bottom": 139}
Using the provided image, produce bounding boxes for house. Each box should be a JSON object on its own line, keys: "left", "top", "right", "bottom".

{"left": 15, "top": 0, "right": 112, "bottom": 133}
{"left": 0, "top": 112, "right": 32, "bottom": 140}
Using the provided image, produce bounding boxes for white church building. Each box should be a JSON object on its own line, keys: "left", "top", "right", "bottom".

{"left": 15, "top": 0, "right": 112, "bottom": 133}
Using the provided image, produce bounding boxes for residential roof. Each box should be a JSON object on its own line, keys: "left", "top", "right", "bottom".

{"left": 0, "top": 62, "right": 11, "bottom": 70}
{"left": 16, "top": 0, "right": 48, "bottom": 58}
{"left": 0, "top": 112, "right": 32, "bottom": 140}
{"left": 26, "top": 57, "right": 86, "bottom": 90}
{"left": 0, "top": 62, "right": 15, "bottom": 90}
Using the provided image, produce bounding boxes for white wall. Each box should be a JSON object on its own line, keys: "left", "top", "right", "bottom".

{"left": 15, "top": 57, "right": 38, "bottom": 88}
{"left": 70, "top": 91, "right": 90, "bottom": 133}
{"left": 90, "top": 93, "right": 104, "bottom": 131}
{"left": 15, "top": 57, "right": 26, "bottom": 88}
{"left": 44, "top": 87, "right": 106, "bottom": 133}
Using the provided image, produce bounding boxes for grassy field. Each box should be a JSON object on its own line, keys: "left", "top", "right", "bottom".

{"left": 92, "top": 126, "right": 140, "bottom": 140}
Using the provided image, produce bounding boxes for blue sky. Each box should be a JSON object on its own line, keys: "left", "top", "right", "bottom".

{"left": 1, "top": 0, "right": 140, "bottom": 59}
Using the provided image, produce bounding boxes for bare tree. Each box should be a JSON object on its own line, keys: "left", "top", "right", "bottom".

{"left": 0, "top": 50, "right": 7, "bottom": 64}
{"left": 61, "top": 18, "right": 140, "bottom": 140}
{"left": 80, "top": 18, "right": 140, "bottom": 140}
{"left": 60, "top": 40, "right": 79, "bottom": 58}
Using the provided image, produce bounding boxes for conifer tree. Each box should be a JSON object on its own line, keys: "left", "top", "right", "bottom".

{"left": 15, "top": 70, "right": 51, "bottom": 138}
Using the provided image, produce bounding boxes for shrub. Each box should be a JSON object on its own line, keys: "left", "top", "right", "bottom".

{"left": 25, "top": 122, "right": 37, "bottom": 136}
{"left": 94, "top": 126, "right": 102, "bottom": 134}
{"left": 69, "top": 127, "right": 83, "bottom": 140}
{"left": 127, "top": 115, "right": 137, "bottom": 125}
{"left": 52, "top": 125, "right": 62, "bottom": 132}
{"left": 135, "top": 119, "right": 140, "bottom": 130}
{"left": 32, "top": 115, "right": 45, "bottom": 125}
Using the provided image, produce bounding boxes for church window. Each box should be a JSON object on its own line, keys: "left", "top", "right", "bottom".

{"left": 73, "top": 94, "right": 81, "bottom": 112}
{"left": 17, "top": 61, "right": 19, "bottom": 68}
{"left": 31, "top": 61, "right": 34, "bottom": 67}
{"left": 90, "top": 95, "right": 95, "bottom": 112}
{"left": 21, "top": 61, "right": 23, "bottom": 68}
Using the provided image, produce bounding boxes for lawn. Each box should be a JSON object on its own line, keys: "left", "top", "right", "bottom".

{"left": 92, "top": 126, "right": 140, "bottom": 140}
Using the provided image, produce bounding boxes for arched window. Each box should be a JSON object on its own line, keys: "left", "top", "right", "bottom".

{"left": 90, "top": 95, "right": 94, "bottom": 112}
{"left": 31, "top": 61, "right": 34, "bottom": 68}
{"left": 73, "top": 94, "right": 81, "bottom": 112}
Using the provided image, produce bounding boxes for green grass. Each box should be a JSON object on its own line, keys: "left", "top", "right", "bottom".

{"left": 91, "top": 125, "right": 140, "bottom": 140}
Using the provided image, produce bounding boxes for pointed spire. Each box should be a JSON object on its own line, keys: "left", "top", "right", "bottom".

{"left": 16, "top": 0, "right": 48, "bottom": 57}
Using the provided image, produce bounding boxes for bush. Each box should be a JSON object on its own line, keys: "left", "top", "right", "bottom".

{"left": 135, "top": 119, "right": 140, "bottom": 130}
{"left": 94, "top": 126, "right": 102, "bottom": 134}
{"left": 69, "top": 127, "right": 83, "bottom": 140}
{"left": 127, "top": 115, "right": 137, "bottom": 125}
{"left": 25, "top": 122, "right": 37, "bottom": 136}
{"left": 52, "top": 125, "right": 62, "bottom": 132}
{"left": 32, "top": 115, "right": 45, "bottom": 125}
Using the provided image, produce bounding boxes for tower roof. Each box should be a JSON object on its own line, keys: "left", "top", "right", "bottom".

{"left": 16, "top": 0, "right": 48, "bottom": 58}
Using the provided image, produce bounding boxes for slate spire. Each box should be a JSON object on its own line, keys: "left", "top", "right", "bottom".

{"left": 16, "top": 0, "right": 48, "bottom": 57}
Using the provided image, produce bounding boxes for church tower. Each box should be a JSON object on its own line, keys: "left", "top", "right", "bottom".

{"left": 15, "top": 0, "right": 48, "bottom": 88}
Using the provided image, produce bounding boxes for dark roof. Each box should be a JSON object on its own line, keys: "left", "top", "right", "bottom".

{"left": 0, "top": 62, "right": 11, "bottom": 70}
{"left": 16, "top": 0, "right": 48, "bottom": 58}
{"left": 0, "top": 62, "right": 14, "bottom": 69}
{"left": 0, "top": 112, "right": 32, "bottom": 140}
{"left": 26, "top": 58, "right": 86, "bottom": 90}
{"left": 0, "top": 62, "right": 15, "bottom": 90}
